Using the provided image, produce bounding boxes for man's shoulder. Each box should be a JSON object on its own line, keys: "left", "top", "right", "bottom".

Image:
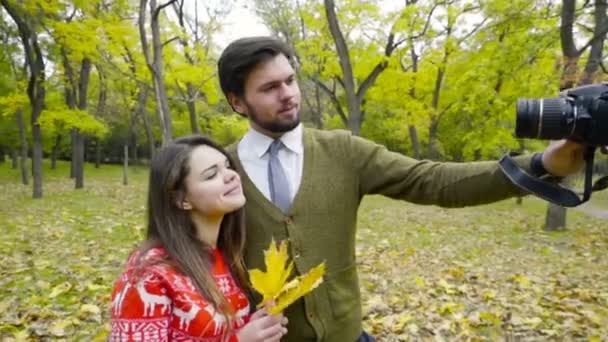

{"left": 305, "top": 127, "right": 352, "bottom": 143}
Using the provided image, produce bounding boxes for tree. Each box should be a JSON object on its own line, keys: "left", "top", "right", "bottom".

{"left": 139, "top": 0, "right": 177, "bottom": 146}
{"left": 322, "top": 0, "right": 405, "bottom": 135}
{"left": 170, "top": 0, "right": 225, "bottom": 135}
{"left": 0, "top": 10, "right": 29, "bottom": 184}
{"left": 1, "top": 0, "right": 47, "bottom": 198}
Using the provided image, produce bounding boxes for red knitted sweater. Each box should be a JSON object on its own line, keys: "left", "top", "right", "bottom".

{"left": 110, "top": 247, "right": 250, "bottom": 341}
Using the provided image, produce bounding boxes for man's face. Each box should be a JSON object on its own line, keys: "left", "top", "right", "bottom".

{"left": 230, "top": 54, "right": 301, "bottom": 137}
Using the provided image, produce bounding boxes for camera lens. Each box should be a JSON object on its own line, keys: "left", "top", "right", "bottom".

{"left": 515, "top": 99, "right": 540, "bottom": 138}
{"left": 516, "top": 98, "right": 573, "bottom": 140}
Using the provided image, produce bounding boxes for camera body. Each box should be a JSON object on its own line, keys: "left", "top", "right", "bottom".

{"left": 516, "top": 83, "right": 608, "bottom": 145}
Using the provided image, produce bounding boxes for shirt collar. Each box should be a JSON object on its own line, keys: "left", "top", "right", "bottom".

{"left": 241, "top": 123, "right": 303, "bottom": 158}
{"left": 279, "top": 123, "right": 303, "bottom": 155}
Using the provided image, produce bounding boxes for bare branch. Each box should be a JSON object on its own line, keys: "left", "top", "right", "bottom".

{"left": 138, "top": 0, "right": 151, "bottom": 64}
{"left": 162, "top": 36, "right": 180, "bottom": 48}
{"left": 313, "top": 78, "right": 348, "bottom": 125}
{"left": 153, "top": 0, "right": 178, "bottom": 21}
{"left": 356, "top": 62, "right": 387, "bottom": 100}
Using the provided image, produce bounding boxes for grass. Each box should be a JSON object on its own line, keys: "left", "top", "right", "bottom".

{"left": 0, "top": 160, "right": 607, "bottom": 341}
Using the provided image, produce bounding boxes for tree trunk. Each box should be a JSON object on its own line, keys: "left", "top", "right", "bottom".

{"left": 408, "top": 124, "right": 421, "bottom": 159}
{"left": 406, "top": 44, "right": 421, "bottom": 160}
{"left": 545, "top": 0, "right": 579, "bottom": 230}
{"left": 428, "top": 120, "right": 441, "bottom": 160}
{"left": 2, "top": 0, "right": 47, "bottom": 198}
{"left": 186, "top": 83, "right": 199, "bottom": 134}
{"left": 74, "top": 133, "right": 84, "bottom": 189}
{"left": 51, "top": 135, "right": 61, "bottom": 169}
{"left": 123, "top": 144, "right": 128, "bottom": 186}
{"left": 139, "top": 0, "right": 175, "bottom": 146}
{"left": 324, "top": 0, "right": 359, "bottom": 135}
{"left": 428, "top": 56, "right": 449, "bottom": 159}
{"left": 0, "top": 146, "right": 5, "bottom": 164}
{"left": 138, "top": 86, "right": 155, "bottom": 160}
{"left": 95, "top": 138, "right": 102, "bottom": 168}
{"left": 32, "top": 124, "right": 43, "bottom": 198}
{"left": 95, "top": 65, "right": 107, "bottom": 169}
{"left": 70, "top": 129, "right": 77, "bottom": 178}
{"left": 130, "top": 110, "right": 139, "bottom": 165}
{"left": 11, "top": 148, "right": 17, "bottom": 169}
{"left": 545, "top": 202, "right": 567, "bottom": 231}
{"left": 74, "top": 57, "right": 92, "bottom": 189}
{"left": 16, "top": 108, "right": 28, "bottom": 185}
{"left": 313, "top": 83, "right": 323, "bottom": 129}
{"left": 580, "top": 0, "right": 607, "bottom": 84}
{"left": 323, "top": 0, "right": 394, "bottom": 136}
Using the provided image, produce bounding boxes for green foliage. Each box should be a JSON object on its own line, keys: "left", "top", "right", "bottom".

{"left": 0, "top": 0, "right": 603, "bottom": 167}
{"left": 206, "top": 114, "right": 249, "bottom": 146}
{"left": 0, "top": 93, "right": 28, "bottom": 118}
{"left": 38, "top": 108, "right": 108, "bottom": 138}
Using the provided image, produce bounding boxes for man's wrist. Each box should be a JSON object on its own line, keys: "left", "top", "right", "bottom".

{"left": 530, "top": 152, "right": 549, "bottom": 177}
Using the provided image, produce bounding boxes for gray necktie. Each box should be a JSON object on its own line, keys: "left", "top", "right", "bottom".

{"left": 267, "top": 140, "right": 291, "bottom": 212}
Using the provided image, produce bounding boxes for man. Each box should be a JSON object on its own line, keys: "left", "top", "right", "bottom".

{"left": 218, "top": 36, "right": 586, "bottom": 342}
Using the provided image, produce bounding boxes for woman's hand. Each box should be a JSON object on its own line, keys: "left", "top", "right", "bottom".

{"left": 236, "top": 307, "right": 287, "bottom": 342}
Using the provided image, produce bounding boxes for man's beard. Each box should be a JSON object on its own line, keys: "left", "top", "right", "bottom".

{"left": 246, "top": 102, "right": 300, "bottom": 133}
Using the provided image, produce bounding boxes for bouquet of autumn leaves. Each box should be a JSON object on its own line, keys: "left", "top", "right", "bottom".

{"left": 248, "top": 239, "right": 325, "bottom": 314}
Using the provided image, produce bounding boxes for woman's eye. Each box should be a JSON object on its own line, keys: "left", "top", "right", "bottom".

{"left": 205, "top": 172, "right": 217, "bottom": 180}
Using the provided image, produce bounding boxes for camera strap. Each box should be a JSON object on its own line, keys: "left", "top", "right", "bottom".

{"left": 498, "top": 147, "right": 598, "bottom": 207}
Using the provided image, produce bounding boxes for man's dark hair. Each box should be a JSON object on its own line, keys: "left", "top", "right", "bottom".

{"left": 217, "top": 36, "right": 295, "bottom": 98}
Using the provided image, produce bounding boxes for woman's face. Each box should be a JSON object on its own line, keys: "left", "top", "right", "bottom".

{"left": 181, "top": 145, "right": 245, "bottom": 217}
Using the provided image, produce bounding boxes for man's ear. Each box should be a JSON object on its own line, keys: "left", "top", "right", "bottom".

{"left": 228, "top": 93, "right": 246, "bottom": 116}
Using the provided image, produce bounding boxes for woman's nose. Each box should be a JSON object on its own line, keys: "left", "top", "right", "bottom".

{"left": 224, "top": 169, "right": 238, "bottom": 183}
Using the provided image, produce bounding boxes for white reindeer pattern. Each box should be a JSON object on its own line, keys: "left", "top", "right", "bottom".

{"left": 173, "top": 294, "right": 201, "bottom": 331}
{"left": 112, "top": 280, "right": 131, "bottom": 315}
{"left": 234, "top": 305, "right": 249, "bottom": 326}
{"left": 203, "top": 303, "right": 227, "bottom": 335}
{"left": 136, "top": 274, "right": 171, "bottom": 317}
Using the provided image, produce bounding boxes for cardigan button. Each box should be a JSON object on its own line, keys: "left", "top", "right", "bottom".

{"left": 285, "top": 216, "right": 294, "bottom": 224}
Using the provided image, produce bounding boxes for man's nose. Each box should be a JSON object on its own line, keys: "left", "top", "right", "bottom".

{"left": 279, "top": 82, "right": 296, "bottom": 100}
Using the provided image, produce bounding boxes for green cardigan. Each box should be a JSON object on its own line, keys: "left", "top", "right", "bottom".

{"left": 227, "top": 128, "right": 530, "bottom": 342}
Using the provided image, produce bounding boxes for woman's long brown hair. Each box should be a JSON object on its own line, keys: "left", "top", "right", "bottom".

{"left": 139, "top": 135, "right": 248, "bottom": 334}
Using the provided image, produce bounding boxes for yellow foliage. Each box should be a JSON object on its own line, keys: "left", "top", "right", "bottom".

{"left": 248, "top": 239, "right": 325, "bottom": 314}
{"left": 248, "top": 238, "right": 294, "bottom": 305}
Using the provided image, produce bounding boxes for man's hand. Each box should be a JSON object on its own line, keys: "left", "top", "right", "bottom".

{"left": 541, "top": 140, "right": 608, "bottom": 177}
{"left": 541, "top": 140, "right": 586, "bottom": 177}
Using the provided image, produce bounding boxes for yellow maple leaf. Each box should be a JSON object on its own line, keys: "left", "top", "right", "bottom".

{"left": 270, "top": 262, "right": 325, "bottom": 314}
{"left": 248, "top": 239, "right": 325, "bottom": 313}
{"left": 249, "top": 238, "right": 294, "bottom": 306}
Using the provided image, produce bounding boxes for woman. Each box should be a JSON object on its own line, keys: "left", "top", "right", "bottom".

{"left": 110, "top": 135, "right": 286, "bottom": 341}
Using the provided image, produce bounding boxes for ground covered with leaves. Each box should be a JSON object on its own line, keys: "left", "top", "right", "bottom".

{"left": 1, "top": 161, "right": 607, "bottom": 341}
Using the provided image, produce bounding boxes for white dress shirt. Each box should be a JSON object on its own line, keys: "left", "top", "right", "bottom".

{"left": 237, "top": 124, "right": 303, "bottom": 203}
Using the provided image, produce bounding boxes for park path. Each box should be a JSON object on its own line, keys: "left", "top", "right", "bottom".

{"left": 576, "top": 202, "right": 608, "bottom": 220}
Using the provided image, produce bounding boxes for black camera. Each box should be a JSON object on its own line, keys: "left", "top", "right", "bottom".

{"left": 515, "top": 83, "right": 608, "bottom": 145}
